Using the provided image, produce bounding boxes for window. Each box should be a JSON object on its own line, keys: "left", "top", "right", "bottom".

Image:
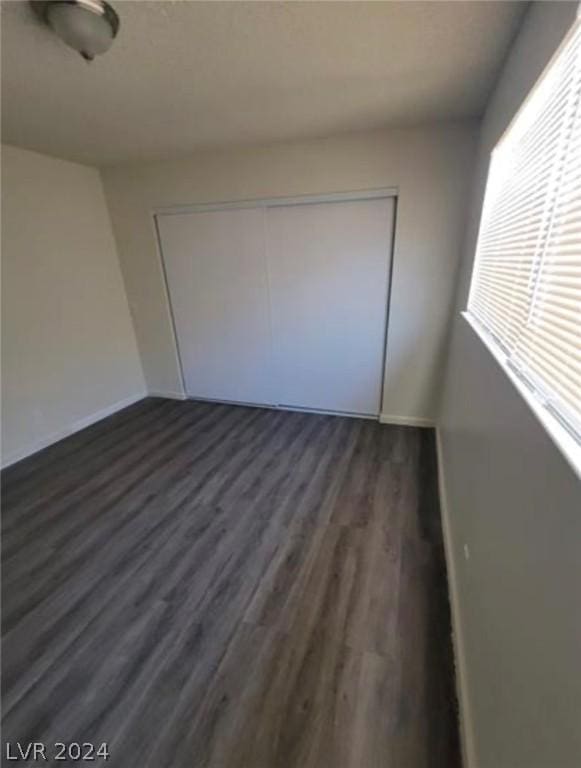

{"left": 467, "top": 20, "right": 581, "bottom": 443}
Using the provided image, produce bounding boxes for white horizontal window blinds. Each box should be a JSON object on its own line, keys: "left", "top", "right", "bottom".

{"left": 468, "top": 21, "right": 581, "bottom": 440}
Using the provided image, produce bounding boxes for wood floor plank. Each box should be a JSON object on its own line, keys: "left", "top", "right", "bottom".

{"left": 1, "top": 398, "right": 459, "bottom": 768}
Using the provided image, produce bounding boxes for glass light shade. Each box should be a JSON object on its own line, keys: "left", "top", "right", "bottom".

{"left": 47, "top": 2, "right": 115, "bottom": 60}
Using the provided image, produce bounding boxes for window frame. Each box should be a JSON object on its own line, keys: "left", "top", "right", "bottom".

{"left": 465, "top": 18, "right": 581, "bottom": 475}
{"left": 463, "top": 312, "right": 581, "bottom": 480}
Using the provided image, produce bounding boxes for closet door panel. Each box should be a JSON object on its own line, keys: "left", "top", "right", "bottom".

{"left": 157, "top": 208, "right": 275, "bottom": 405}
{"left": 267, "top": 198, "right": 394, "bottom": 415}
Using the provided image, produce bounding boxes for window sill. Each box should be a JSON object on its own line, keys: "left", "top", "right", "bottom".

{"left": 462, "top": 312, "right": 581, "bottom": 482}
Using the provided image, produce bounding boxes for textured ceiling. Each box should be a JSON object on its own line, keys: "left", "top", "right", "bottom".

{"left": 1, "top": 0, "right": 526, "bottom": 167}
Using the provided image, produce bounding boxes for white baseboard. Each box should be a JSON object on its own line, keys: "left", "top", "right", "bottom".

{"left": 148, "top": 390, "right": 187, "bottom": 400}
{"left": 379, "top": 412, "right": 435, "bottom": 427}
{"left": 435, "top": 428, "right": 478, "bottom": 768}
{"left": 1, "top": 394, "right": 432, "bottom": 468}
{"left": 1, "top": 392, "right": 147, "bottom": 469}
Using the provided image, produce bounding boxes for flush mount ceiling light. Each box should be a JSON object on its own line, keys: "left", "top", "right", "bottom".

{"left": 31, "top": 0, "right": 120, "bottom": 61}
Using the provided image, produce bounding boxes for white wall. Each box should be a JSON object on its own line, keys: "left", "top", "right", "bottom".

{"left": 438, "top": 3, "right": 581, "bottom": 768}
{"left": 1, "top": 145, "right": 145, "bottom": 465}
{"left": 101, "top": 122, "right": 477, "bottom": 422}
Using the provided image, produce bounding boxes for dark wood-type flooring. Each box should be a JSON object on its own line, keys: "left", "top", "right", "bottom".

{"left": 2, "top": 398, "right": 459, "bottom": 767}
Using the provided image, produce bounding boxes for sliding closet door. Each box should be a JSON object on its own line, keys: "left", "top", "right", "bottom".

{"left": 157, "top": 208, "right": 275, "bottom": 405}
{"left": 267, "top": 198, "right": 394, "bottom": 415}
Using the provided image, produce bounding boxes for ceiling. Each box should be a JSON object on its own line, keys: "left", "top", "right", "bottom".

{"left": 1, "top": 1, "right": 526, "bottom": 167}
